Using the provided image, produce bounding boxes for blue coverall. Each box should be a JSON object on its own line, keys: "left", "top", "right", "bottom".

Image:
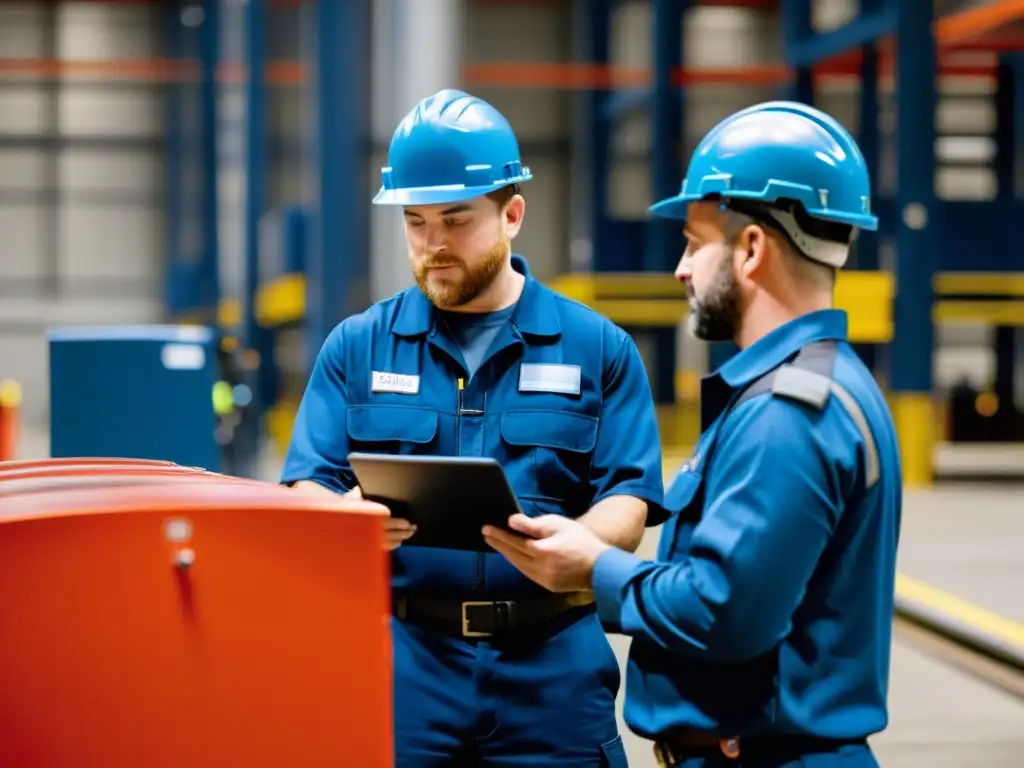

{"left": 592, "top": 309, "right": 902, "bottom": 767}
{"left": 282, "top": 255, "right": 665, "bottom": 766}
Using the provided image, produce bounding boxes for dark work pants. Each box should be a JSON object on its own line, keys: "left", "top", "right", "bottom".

{"left": 391, "top": 609, "right": 629, "bottom": 767}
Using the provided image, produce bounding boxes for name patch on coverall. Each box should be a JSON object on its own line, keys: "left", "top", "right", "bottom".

{"left": 371, "top": 371, "right": 420, "bottom": 395}
{"left": 518, "top": 363, "right": 581, "bottom": 395}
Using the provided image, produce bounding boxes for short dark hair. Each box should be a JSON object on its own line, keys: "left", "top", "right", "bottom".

{"left": 485, "top": 183, "right": 522, "bottom": 209}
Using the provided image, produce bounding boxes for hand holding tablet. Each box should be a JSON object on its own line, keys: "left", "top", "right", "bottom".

{"left": 347, "top": 453, "right": 523, "bottom": 552}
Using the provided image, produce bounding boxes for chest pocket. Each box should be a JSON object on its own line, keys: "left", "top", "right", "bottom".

{"left": 499, "top": 409, "right": 598, "bottom": 505}
{"left": 346, "top": 404, "right": 439, "bottom": 455}
{"left": 660, "top": 459, "right": 707, "bottom": 556}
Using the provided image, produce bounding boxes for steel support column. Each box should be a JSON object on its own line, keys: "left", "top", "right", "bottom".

{"left": 993, "top": 58, "right": 1017, "bottom": 421}
{"left": 782, "top": 0, "right": 813, "bottom": 104}
{"left": 1014, "top": 54, "right": 1024, "bottom": 410}
{"left": 165, "top": 2, "right": 186, "bottom": 315}
{"left": 585, "top": 0, "right": 614, "bottom": 272}
{"left": 891, "top": 0, "right": 937, "bottom": 488}
{"left": 854, "top": 0, "right": 881, "bottom": 371}
{"left": 648, "top": 0, "right": 685, "bottom": 402}
{"left": 237, "top": 0, "right": 270, "bottom": 474}
{"left": 242, "top": 0, "right": 267, "bottom": 354}
{"left": 567, "top": 0, "right": 595, "bottom": 273}
{"left": 198, "top": 0, "right": 222, "bottom": 316}
{"left": 309, "top": 0, "right": 371, "bottom": 364}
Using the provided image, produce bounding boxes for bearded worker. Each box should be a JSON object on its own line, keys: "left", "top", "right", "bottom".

{"left": 281, "top": 89, "right": 664, "bottom": 767}
{"left": 483, "top": 101, "right": 903, "bottom": 767}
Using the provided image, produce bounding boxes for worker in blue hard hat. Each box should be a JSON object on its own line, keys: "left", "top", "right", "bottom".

{"left": 484, "top": 101, "right": 902, "bottom": 767}
{"left": 281, "top": 88, "right": 663, "bottom": 766}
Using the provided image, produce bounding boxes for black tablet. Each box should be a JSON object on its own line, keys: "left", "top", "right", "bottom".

{"left": 347, "top": 453, "right": 523, "bottom": 552}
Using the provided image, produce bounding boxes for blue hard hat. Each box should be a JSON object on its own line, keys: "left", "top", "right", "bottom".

{"left": 650, "top": 101, "right": 878, "bottom": 232}
{"left": 373, "top": 89, "right": 532, "bottom": 206}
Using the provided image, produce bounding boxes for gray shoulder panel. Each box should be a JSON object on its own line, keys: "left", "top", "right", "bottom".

{"left": 771, "top": 365, "right": 832, "bottom": 410}
{"left": 768, "top": 368, "right": 882, "bottom": 489}
{"left": 731, "top": 342, "right": 881, "bottom": 490}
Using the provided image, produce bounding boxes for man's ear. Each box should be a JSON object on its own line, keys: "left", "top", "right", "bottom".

{"left": 736, "top": 224, "right": 769, "bottom": 280}
{"left": 504, "top": 195, "right": 526, "bottom": 239}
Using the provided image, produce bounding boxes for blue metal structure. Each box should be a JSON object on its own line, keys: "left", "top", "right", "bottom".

{"left": 992, "top": 55, "right": 1023, "bottom": 424}
{"left": 306, "top": 0, "right": 371, "bottom": 370}
{"left": 233, "top": 0, "right": 270, "bottom": 473}
{"left": 581, "top": 0, "right": 614, "bottom": 275}
{"left": 242, "top": 0, "right": 267, "bottom": 362}
{"left": 210, "top": 0, "right": 1023, "bottom": 484}
{"left": 647, "top": 0, "right": 686, "bottom": 402}
{"left": 164, "top": 5, "right": 186, "bottom": 315}
{"left": 164, "top": 0, "right": 221, "bottom": 321}
{"left": 647, "top": 0, "right": 683, "bottom": 276}
{"left": 198, "top": 0, "right": 223, "bottom": 316}
{"left": 853, "top": 0, "right": 882, "bottom": 372}
{"left": 780, "top": 0, "right": 938, "bottom": 482}
{"left": 782, "top": 0, "right": 813, "bottom": 104}
{"left": 891, "top": 0, "right": 938, "bottom": 399}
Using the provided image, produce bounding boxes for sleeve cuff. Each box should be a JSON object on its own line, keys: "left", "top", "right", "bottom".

{"left": 279, "top": 474, "right": 348, "bottom": 494}
{"left": 592, "top": 547, "right": 644, "bottom": 627}
{"left": 591, "top": 482, "right": 664, "bottom": 509}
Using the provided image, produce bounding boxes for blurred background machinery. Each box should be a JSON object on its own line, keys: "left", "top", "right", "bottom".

{"left": 2, "top": 0, "right": 1023, "bottom": 483}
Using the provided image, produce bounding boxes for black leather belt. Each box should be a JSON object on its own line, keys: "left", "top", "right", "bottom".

{"left": 392, "top": 592, "right": 593, "bottom": 638}
{"left": 654, "top": 731, "right": 867, "bottom": 766}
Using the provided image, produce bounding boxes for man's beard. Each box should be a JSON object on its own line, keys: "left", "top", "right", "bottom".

{"left": 414, "top": 234, "right": 509, "bottom": 308}
{"left": 687, "top": 253, "right": 741, "bottom": 343}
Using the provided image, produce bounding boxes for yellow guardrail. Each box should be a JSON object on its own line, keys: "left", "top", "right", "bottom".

{"left": 548, "top": 271, "right": 895, "bottom": 342}
{"left": 241, "top": 270, "right": 1024, "bottom": 337}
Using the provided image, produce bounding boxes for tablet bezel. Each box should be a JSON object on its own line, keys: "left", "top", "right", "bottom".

{"left": 347, "top": 453, "right": 523, "bottom": 552}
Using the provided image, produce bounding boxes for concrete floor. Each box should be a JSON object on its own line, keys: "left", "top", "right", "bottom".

{"left": 15, "top": 427, "right": 1024, "bottom": 766}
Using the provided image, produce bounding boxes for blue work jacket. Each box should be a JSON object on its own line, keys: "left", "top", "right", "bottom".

{"left": 282, "top": 255, "right": 665, "bottom": 598}
{"left": 592, "top": 309, "right": 902, "bottom": 741}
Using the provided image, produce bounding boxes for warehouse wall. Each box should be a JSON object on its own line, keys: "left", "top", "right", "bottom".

{"left": 0, "top": 1, "right": 165, "bottom": 423}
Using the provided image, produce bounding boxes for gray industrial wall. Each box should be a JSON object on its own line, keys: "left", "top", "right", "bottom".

{"left": 0, "top": 2, "right": 165, "bottom": 423}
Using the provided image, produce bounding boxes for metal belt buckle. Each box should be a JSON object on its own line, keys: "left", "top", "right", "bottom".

{"left": 461, "top": 601, "right": 495, "bottom": 638}
{"left": 720, "top": 736, "right": 741, "bottom": 759}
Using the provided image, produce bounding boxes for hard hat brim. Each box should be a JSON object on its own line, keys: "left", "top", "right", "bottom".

{"left": 372, "top": 177, "right": 531, "bottom": 207}
{"left": 649, "top": 192, "right": 879, "bottom": 232}
{"left": 648, "top": 195, "right": 693, "bottom": 221}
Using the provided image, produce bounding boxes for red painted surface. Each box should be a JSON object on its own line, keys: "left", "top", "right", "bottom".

{"left": 0, "top": 479, "right": 393, "bottom": 767}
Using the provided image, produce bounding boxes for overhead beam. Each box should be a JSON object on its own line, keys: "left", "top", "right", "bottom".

{"left": 784, "top": 4, "right": 897, "bottom": 67}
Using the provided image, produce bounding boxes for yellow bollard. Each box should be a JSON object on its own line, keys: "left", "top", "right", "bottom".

{"left": 890, "top": 392, "right": 935, "bottom": 489}
{"left": 0, "top": 379, "right": 22, "bottom": 461}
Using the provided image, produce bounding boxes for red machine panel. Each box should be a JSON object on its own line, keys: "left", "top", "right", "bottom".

{"left": 0, "top": 480, "right": 393, "bottom": 767}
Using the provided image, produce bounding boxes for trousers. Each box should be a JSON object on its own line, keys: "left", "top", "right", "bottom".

{"left": 391, "top": 608, "right": 629, "bottom": 767}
